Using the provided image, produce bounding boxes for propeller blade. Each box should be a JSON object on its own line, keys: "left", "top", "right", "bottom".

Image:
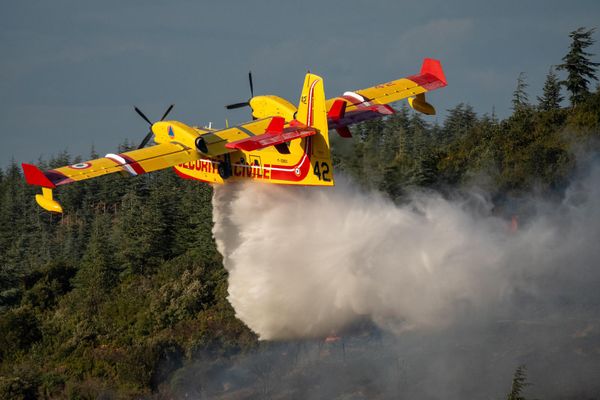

{"left": 134, "top": 106, "right": 153, "bottom": 126}
{"left": 225, "top": 102, "right": 250, "bottom": 110}
{"left": 248, "top": 71, "right": 254, "bottom": 97}
{"left": 160, "top": 104, "right": 174, "bottom": 121}
{"left": 138, "top": 130, "right": 154, "bottom": 149}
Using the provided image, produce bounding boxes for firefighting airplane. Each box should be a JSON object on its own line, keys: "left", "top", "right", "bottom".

{"left": 22, "top": 58, "right": 446, "bottom": 213}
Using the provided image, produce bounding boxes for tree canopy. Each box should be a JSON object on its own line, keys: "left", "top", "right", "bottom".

{"left": 557, "top": 27, "right": 600, "bottom": 105}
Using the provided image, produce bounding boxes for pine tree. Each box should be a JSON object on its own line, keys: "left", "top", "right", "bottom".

{"left": 506, "top": 365, "right": 530, "bottom": 400}
{"left": 114, "top": 189, "right": 166, "bottom": 275}
{"left": 172, "top": 182, "right": 216, "bottom": 257}
{"left": 557, "top": 27, "right": 600, "bottom": 105}
{"left": 379, "top": 109, "right": 408, "bottom": 164}
{"left": 443, "top": 103, "right": 477, "bottom": 143}
{"left": 76, "top": 213, "right": 119, "bottom": 294}
{"left": 409, "top": 112, "right": 430, "bottom": 158}
{"left": 537, "top": 67, "right": 563, "bottom": 111}
{"left": 512, "top": 72, "right": 530, "bottom": 112}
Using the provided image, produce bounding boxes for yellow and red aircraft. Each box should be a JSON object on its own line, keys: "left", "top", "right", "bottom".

{"left": 22, "top": 58, "right": 447, "bottom": 213}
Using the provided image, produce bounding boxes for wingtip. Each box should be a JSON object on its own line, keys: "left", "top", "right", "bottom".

{"left": 21, "top": 163, "right": 56, "bottom": 188}
{"left": 421, "top": 58, "right": 447, "bottom": 86}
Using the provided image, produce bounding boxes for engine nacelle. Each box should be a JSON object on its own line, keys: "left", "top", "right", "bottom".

{"left": 249, "top": 95, "right": 297, "bottom": 121}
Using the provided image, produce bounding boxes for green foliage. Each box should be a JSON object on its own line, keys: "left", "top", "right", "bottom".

{"left": 506, "top": 365, "right": 530, "bottom": 400}
{"left": 512, "top": 72, "right": 531, "bottom": 113}
{"left": 0, "top": 374, "right": 40, "bottom": 400}
{"left": 75, "top": 213, "right": 119, "bottom": 296}
{"left": 0, "top": 306, "right": 42, "bottom": 359}
{"left": 557, "top": 27, "right": 600, "bottom": 105}
{"left": 22, "top": 260, "right": 76, "bottom": 310}
{"left": 0, "top": 161, "right": 254, "bottom": 397}
{"left": 538, "top": 67, "right": 563, "bottom": 111}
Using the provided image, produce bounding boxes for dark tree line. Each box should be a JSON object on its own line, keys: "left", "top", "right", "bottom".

{"left": 0, "top": 156, "right": 257, "bottom": 397}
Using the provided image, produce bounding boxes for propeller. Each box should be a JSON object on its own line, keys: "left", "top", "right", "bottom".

{"left": 134, "top": 104, "right": 174, "bottom": 149}
{"left": 225, "top": 71, "right": 254, "bottom": 110}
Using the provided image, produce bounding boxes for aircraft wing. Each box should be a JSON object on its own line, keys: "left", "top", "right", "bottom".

{"left": 22, "top": 142, "right": 201, "bottom": 212}
{"left": 26, "top": 116, "right": 317, "bottom": 185}
{"left": 326, "top": 58, "right": 447, "bottom": 134}
{"left": 23, "top": 142, "right": 200, "bottom": 187}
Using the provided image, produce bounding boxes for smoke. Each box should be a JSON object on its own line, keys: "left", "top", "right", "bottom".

{"left": 203, "top": 164, "right": 600, "bottom": 399}
{"left": 212, "top": 168, "right": 600, "bottom": 341}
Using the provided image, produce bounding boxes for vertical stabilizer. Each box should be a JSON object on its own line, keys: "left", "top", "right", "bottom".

{"left": 296, "top": 73, "right": 334, "bottom": 184}
{"left": 297, "top": 73, "right": 328, "bottom": 134}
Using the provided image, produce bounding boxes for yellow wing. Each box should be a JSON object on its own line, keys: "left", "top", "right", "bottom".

{"left": 24, "top": 142, "right": 200, "bottom": 186}
{"left": 22, "top": 142, "right": 201, "bottom": 213}
{"left": 350, "top": 59, "right": 444, "bottom": 106}
{"left": 327, "top": 58, "right": 446, "bottom": 113}
{"left": 326, "top": 58, "right": 447, "bottom": 136}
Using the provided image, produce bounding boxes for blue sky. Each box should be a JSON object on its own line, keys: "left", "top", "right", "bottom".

{"left": 2, "top": 0, "right": 599, "bottom": 166}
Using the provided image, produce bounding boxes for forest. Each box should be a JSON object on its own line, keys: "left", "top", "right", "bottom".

{"left": 1, "top": 27, "right": 599, "bottom": 399}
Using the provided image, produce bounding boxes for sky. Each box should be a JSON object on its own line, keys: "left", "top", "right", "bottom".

{"left": 1, "top": 0, "right": 599, "bottom": 166}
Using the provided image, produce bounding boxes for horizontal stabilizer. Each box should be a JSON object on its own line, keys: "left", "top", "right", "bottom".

{"left": 225, "top": 117, "right": 317, "bottom": 152}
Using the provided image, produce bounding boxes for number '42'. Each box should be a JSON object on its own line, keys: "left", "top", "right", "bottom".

{"left": 313, "top": 161, "right": 331, "bottom": 182}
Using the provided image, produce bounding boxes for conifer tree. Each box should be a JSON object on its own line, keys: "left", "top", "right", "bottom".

{"left": 537, "top": 67, "right": 563, "bottom": 111}
{"left": 443, "top": 103, "right": 477, "bottom": 142}
{"left": 557, "top": 27, "right": 599, "bottom": 105}
{"left": 506, "top": 365, "right": 529, "bottom": 400}
{"left": 114, "top": 190, "right": 166, "bottom": 275}
{"left": 379, "top": 109, "right": 408, "bottom": 164}
{"left": 76, "top": 213, "right": 119, "bottom": 294}
{"left": 512, "top": 72, "right": 530, "bottom": 112}
{"left": 409, "top": 112, "right": 430, "bottom": 159}
{"left": 393, "top": 104, "right": 413, "bottom": 160}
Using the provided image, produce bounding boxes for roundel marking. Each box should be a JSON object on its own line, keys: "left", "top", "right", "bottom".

{"left": 68, "top": 162, "right": 92, "bottom": 170}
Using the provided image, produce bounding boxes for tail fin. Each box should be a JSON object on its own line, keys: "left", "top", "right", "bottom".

{"left": 296, "top": 73, "right": 328, "bottom": 138}
{"left": 296, "top": 73, "right": 334, "bottom": 185}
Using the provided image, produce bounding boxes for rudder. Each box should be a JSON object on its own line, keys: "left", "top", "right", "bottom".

{"left": 296, "top": 73, "right": 334, "bottom": 185}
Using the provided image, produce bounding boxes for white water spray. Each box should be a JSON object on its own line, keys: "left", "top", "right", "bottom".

{"left": 212, "top": 170, "right": 600, "bottom": 340}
